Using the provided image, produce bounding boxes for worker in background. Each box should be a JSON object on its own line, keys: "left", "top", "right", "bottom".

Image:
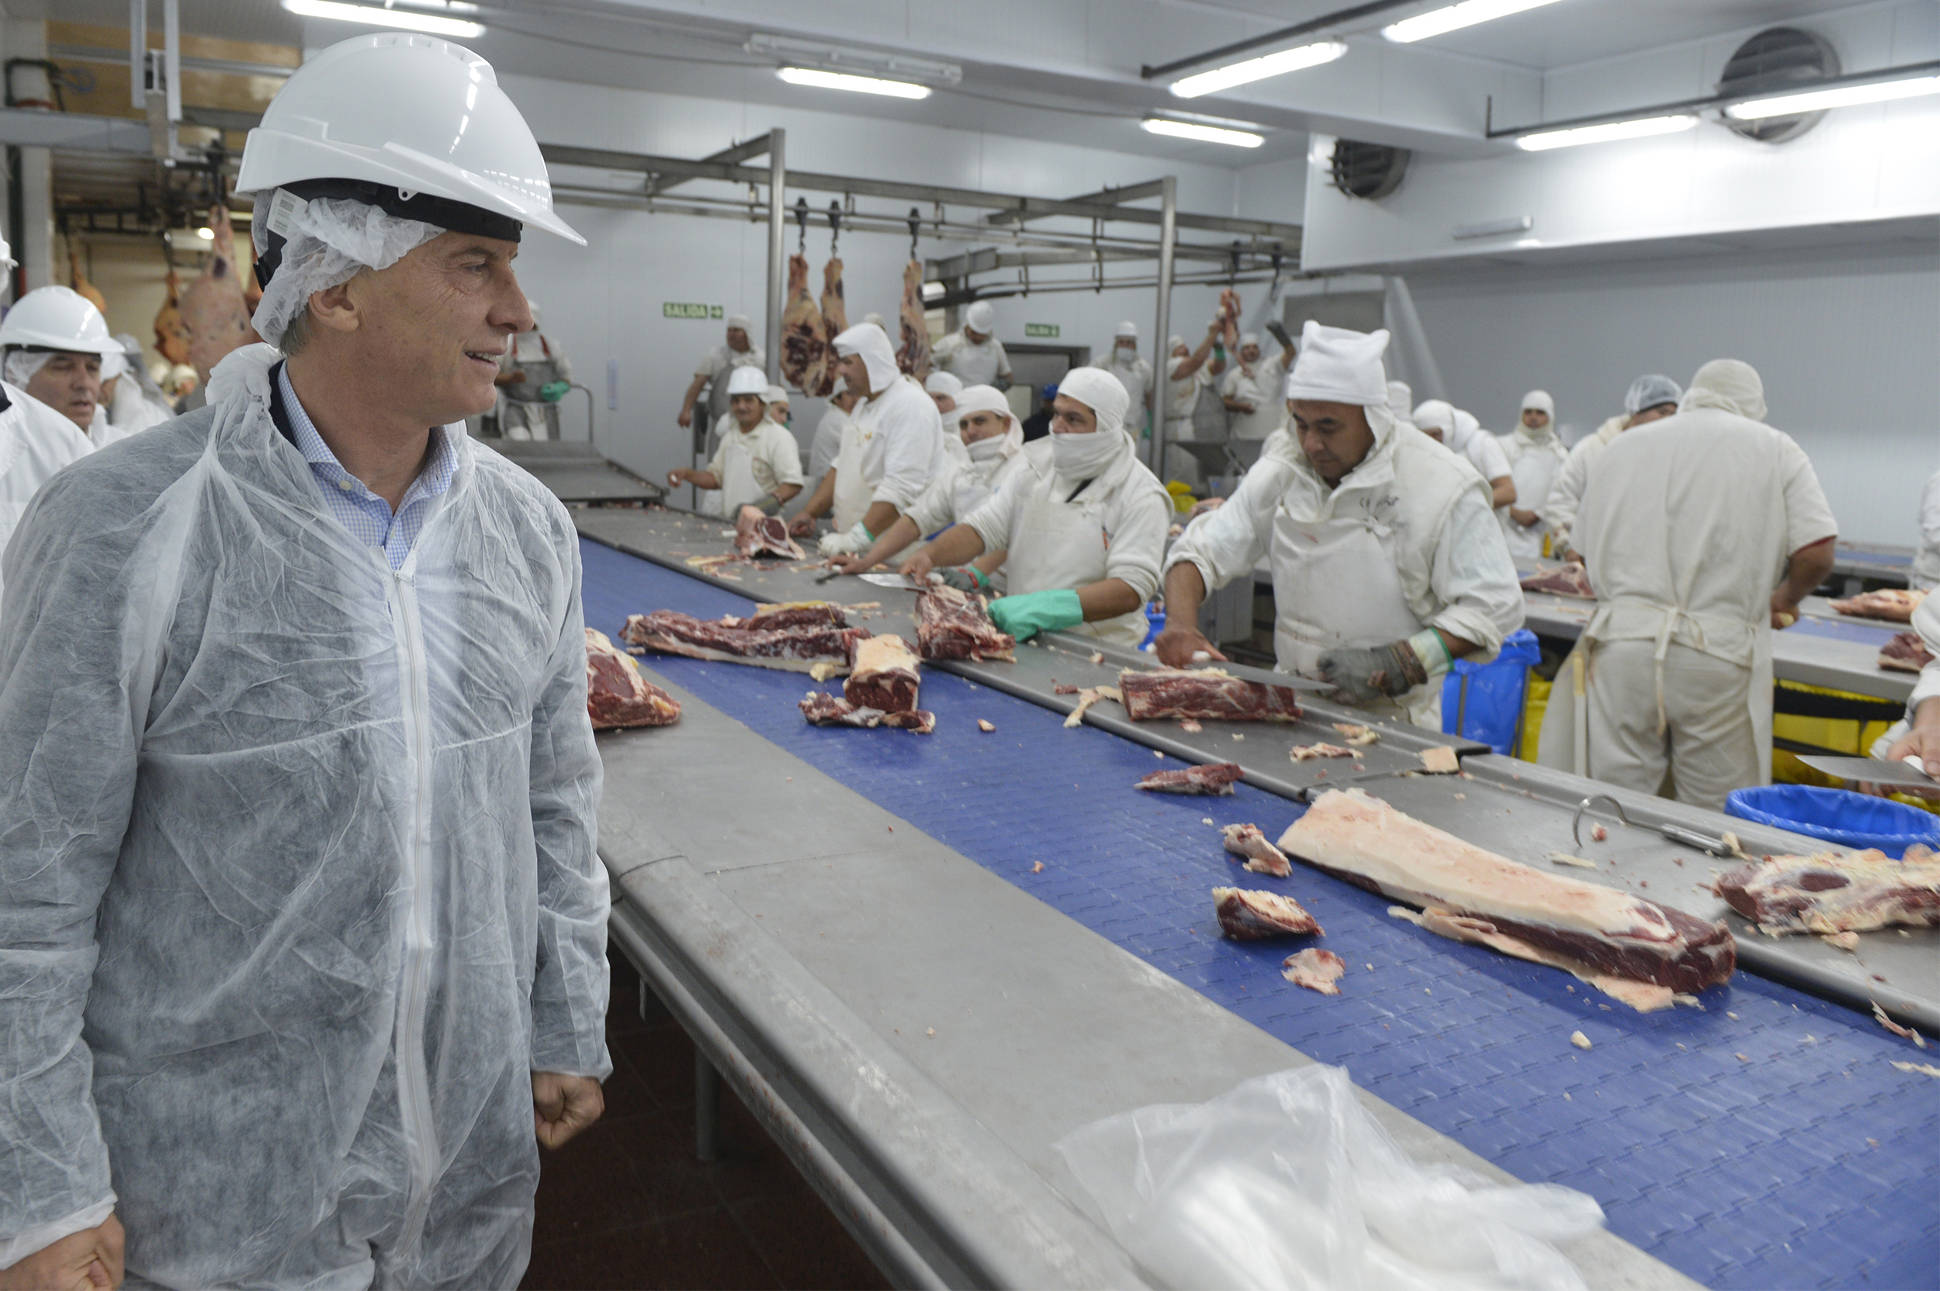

{"left": 1543, "top": 373, "right": 1682, "bottom": 559}
{"left": 807, "top": 376, "right": 859, "bottom": 486}
{"left": 1412, "top": 399, "right": 1514, "bottom": 510}
{"left": 831, "top": 383, "right": 1035, "bottom": 588}
{"left": 1160, "top": 322, "right": 1523, "bottom": 728}
{"left": 789, "top": 320, "right": 941, "bottom": 556}
{"left": 925, "top": 368, "right": 963, "bottom": 415}
{"left": 1869, "top": 594, "right": 1940, "bottom": 792}
{"left": 496, "top": 302, "right": 571, "bottom": 439}
{"left": 676, "top": 311, "right": 764, "bottom": 431}
{"left": 1022, "top": 381, "right": 1057, "bottom": 442}
{"left": 1911, "top": 467, "right": 1940, "bottom": 591}
{"left": 1560, "top": 360, "right": 1836, "bottom": 811}
{"left": 1163, "top": 319, "right": 1227, "bottom": 488}
{"left": 668, "top": 366, "right": 803, "bottom": 518}
{"left": 0, "top": 285, "right": 126, "bottom": 447}
{"left": 102, "top": 333, "right": 175, "bottom": 436}
{"left": 931, "top": 300, "right": 1011, "bottom": 389}
{"left": 765, "top": 384, "right": 791, "bottom": 428}
{"left": 0, "top": 239, "right": 95, "bottom": 604}
{"left": 1219, "top": 329, "right": 1295, "bottom": 466}
{"left": 0, "top": 35, "right": 610, "bottom": 1290}
{"left": 1103, "top": 320, "right": 1153, "bottom": 428}
{"left": 901, "top": 367, "right": 1169, "bottom": 647}
{"left": 1499, "top": 389, "right": 1566, "bottom": 560}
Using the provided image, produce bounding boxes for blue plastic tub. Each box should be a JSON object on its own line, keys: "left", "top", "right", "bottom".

{"left": 1441, "top": 629, "right": 1541, "bottom": 755}
{"left": 1724, "top": 784, "right": 1940, "bottom": 858}
{"left": 1141, "top": 606, "right": 1165, "bottom": 651}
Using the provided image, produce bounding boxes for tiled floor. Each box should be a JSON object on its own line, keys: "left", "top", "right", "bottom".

{"left": 522, "top": 951, "right": 892, "bottom": 1291}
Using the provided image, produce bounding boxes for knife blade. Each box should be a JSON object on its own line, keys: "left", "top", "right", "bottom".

{"left": 1797, "top": 754, "right": 1937, "bottom": 790}
{"left": 1182, "top": 655, "right": 1336, "bottom": 693}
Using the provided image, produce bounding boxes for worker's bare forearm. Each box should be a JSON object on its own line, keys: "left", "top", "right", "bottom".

{"left": 1163, "top": 561, "right": 1209, "bottom": 622}
{"left": 1077, "top": 578, "right": 1143, "bottom": 622}
{"left": 861, "top": 501, "right": 902, "bottom": 538}
{"left": 794, "top": 472, "right": 834, "bottom": 519}
{"left": 1429, "top": 628, "right": 1481, "bottom": 661}
{"left": 1779, "top": 539, "right": 1837, "bottom": 604}
{"left": 922, "top": 523, "right": 988, "bottom": 568}
{"left": 972, "top": 549, "right": 1006, "bottom": 577}
{"left": 1489, "top": 478, "right": 1517, "bottom": 508}
{"left": 679, "top": 375, "right": 707, "bottom": 411}
{"left": 771, "top": 482, "right": 801, "bottom": 505}
{"left": 857, "top": 515, "right": 921, "bottom": 569}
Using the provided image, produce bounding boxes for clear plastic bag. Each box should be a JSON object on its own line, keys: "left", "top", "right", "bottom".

{"left": 1054, "top": 1064, "right": 1604, "bottom": 1291}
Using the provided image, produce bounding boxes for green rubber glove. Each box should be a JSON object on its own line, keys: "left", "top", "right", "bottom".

{"left": 988, "top": 587, "right": 1084, "bottom": 641}
{"left": 539, "top": 380, "right": 570, "bottom": 402}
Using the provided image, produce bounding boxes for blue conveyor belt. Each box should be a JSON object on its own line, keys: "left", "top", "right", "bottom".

{"left": 581, "top": 537, "right": 1937, "bottom": 1290}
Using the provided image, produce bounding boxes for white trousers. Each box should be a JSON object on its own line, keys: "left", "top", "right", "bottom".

{"left": 1585, "top": 639, "right": 1759, "bottom": 812}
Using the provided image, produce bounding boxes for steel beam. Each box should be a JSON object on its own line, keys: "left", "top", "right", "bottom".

{"left": 646, "top": 134, "right": 774, "bottom": 197}
{"left": 984, "top": 178, "right": 1165, "bottom": 226}
{"left": 1149, "top": 175, "right": 1177, "bottom": 473}
{"left": 765, "top": 129, "right": 786, "bottom": 387}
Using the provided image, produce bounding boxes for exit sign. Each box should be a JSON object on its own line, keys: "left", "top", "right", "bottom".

{"left": 1024, "top": 322, "right": 1060, "bottom": 338}
{"left": 663, "top": 302, "right": 725, "bottom": 320}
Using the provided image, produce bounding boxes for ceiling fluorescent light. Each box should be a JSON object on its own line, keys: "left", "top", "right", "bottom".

{"left": 280, "top": 0, "right": 484, "bottom": 38}
{"left": 1383, "top": 0, "right": 1566, "bottom": 45}
{"left": 1141, "top": 117, "right": 1264, "bottom": 148}
{"left": 1169, "top": 40, "right": 1346, "bottom": 98}
{"left": 1725, "top": 73, "right": 1940, "bottom": 120}
{"left": 776, "top": 67, "right": 932, "bottom": 99}
{"left": 1515, "top": 113, "right": 1696, "bottom": 150}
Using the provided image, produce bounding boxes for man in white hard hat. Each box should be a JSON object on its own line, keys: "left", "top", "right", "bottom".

{"left": 0, "top": 284, "right": 125, "bottom": 445}
{"left": 0, "top": 33, "right": 609, "bottom": 1291}
{"left": 676, "top": 311, "right": 764, "bottom": 431}
{"left": 1218, "top": 328, "right": 1295, "bottom": 465}
{"left": 1498, "top": 389, "right": 1566, "bottom": 561}
{"left": 1103, "top": 320, "right": 1153, "bottom": 427}
{"left": 495, "top": 301, "right": 572, "bottom": 440}
{"left": 1159, "top": 322, "right": 1523, "bottom": 727}
{"left": 667, "top": 365, "right": 803, "bottom": 517}
{"left": 1544, "top": 373, "right": 1682, "bottom": 560}
{"left": 930, "top": 299, "right": 1011, "bottom": 389}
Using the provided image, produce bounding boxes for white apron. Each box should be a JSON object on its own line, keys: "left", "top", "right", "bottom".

{"left": 1269, "top": 506, "right": 1437, "bottom": 725}
{"left": 1503, "top": 445, "right": 1562, "bottom": 560}
{"left": 1004, "top": 479, "right": 1147, "bottom": 648}
{"left": 830, "top": 416, "right": 877, "bottom": 533}
{"left": 699, "top": 430, "right": 764, "bottom": 519}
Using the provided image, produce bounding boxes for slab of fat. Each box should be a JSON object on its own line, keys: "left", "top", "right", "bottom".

{"left": 850, "top": 633, "right": 921, "bottom": 677}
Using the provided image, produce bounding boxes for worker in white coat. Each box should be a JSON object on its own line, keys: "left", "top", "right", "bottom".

{"left": 925, "top": 368, "right": 963, "bottom": 415}
{"left": 1104, "top": 320, "right": 1153, "bottom": 427}
{"left": 930, "top": 300, "right": 1011, "bottom": 389}
{"left": 902, "top": 367, "right": 1169, "bottom": 647}
{"left": 831, "top": 384, "right": 1036, "bottom": 589}
{"left": 1911, "top": 468, "right": 1940, "bottom": 591}
{"left": 765, "top": 384, "right": 791, "bottom": 427}
{"left": 0, "top": 379, "right": 94, "bottom": 607}
{"left": 1555, "top": 360, "right": 1837, "bottom": 811}
{"left": 1867, "top": 593, "right": 1940, "bottom": 793}
{"left": 1413, "top": 399, "right": 1515, "bottom": 511}
{"left": 1219, "top": 329, "right": 1295, "bottom": 464}
{"left": 1162, "top": 320, "right": 1227, "bottom": 488}
{"left": 496, "top": 303, "right": 572, "bottom": 439}
{"left": 1499, "top": 389, "right": 1567, "bottom": 560}
{"left": 788, "top": 321, "right": 942, "bottom": 556}
{"left": 1543, "top": 374, "right": 1682, "bottom": 559}
{"left": 0, "top": 35, "right": 611, "bottom": 1290}
{"left": 807, "top": 377, "right": 859, "bottom": 485}
{"left": 667, "top": 366, "right": 803, "bottom": 517}
{"left": 0, "top": 285, "right": 126, "bottom": 446}
{"left": 102, "top": 333, "right": 176, "bottom": 436}
{"left": 1160, "top": 322, "right": 1524, "bottom": 728}
{"left": 676, "top": 311, "right": 764, "bottom": 431}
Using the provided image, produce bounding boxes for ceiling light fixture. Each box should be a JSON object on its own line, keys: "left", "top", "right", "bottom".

{"left": 775, "top": 67, "right": 932, "bottom": 99}
{"left": 1141, "top": 117, "right": 1265, "bottom": 148}
{"left": 280, "top": 0, "right": 484, "bottom": 39}
{"left": 195, "top": 226, "right": 214, "bottom": 240}
{"left": 1383, "top": 0, "right": 1567, "bottom": 45}
{"left": 1168, "top": 39, "right": 1347, "bottom": 98}
{"left": 1514, "top": 113, "right": 1696, "bottom": 151}
{"left": 1724, "top": 72, "right": 1940, "bottom": 119}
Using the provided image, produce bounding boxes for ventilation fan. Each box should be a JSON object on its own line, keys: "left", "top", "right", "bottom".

{"left": 1329, "top": 139, "right": 1408, "bottom": 200}
{"left": 1718, "top": 27, "right": 1841, "bottom": 143}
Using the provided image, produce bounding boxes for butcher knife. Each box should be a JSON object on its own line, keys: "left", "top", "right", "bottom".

{"left": 1796, "top": 754, "right": 1938, "bottom": 791}
{"left": 1182, "top": 654, "right": 1336, "bottom": 694}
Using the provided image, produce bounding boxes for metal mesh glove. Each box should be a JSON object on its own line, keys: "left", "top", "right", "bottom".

{"left": 936, "top": 565, "right": 989, "bottom": 593}
{"left": 1316, "top": 640, "right": 1428, "bottom": 705}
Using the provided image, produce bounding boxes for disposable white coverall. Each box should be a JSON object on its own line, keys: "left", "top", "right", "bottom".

{"left": 1499, "top": 420, "right": 1568, "bottom": 560}
{"left": 0, "top": 380, "right": 94, "bottom": 604}
{"left": 1913, "top": 468, "right": 1940, "bottom": 591}
{"left": 0, "top": 345, "right": 612, "bottom": 1288}
{"left": 1540, "top": 414, "right": 1626, "bottom": 555}
{"left": 1565, "top": 379, "right": 1837, "bottom": 810}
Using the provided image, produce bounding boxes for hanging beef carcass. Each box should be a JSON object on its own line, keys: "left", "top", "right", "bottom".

{"left": 154, "top": 268, "right": 192, "bottom": 367}
{"left": 896, "top": 260, "right": 930, "bottom": 377}
{"left": 779, "top": 253, "right": 827, "bottom": 394}
{"left": 182, "top": 206, "right": 258, "bottom": 382}
{"left": 815, "top": 257, "right": 847, "bottom": 396}
{"left": 68, "top": 245, "right": 109, "bottom": 316}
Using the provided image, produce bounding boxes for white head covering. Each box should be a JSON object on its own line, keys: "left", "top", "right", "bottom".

{"left": 832, "top": 321, "right": 900, "bottom": 394}
{"left": 1114, "top": 320, "right": 1138, "bottom": 339}
{"left": 1449, "top": 409, "right": 1483, "bottom": 453}
{"left": 1055, "top": 366, "right": 1131, "bottom": 439}
{"left": 1168, "top": 334, "right": 1187, "bottom": 356}
{"left": 1624, "top": 373, "right": 1682, "bottom": 415}
{"left": 954, "top": 383, "right": 1023, "bottom": 455}
{"left": 862, "top": 311, "right": 886, "bottom": 329}
{"left": 1387, "top": 380, "right": 1413, "bottom": 412}
{"left": 1239, "top": 331, "right": 1260, "bottom": 350}
{"left": 1282, "top": 320, "right": 1390, "bottom": 407}
{"left": 924, "top": 370, "right": 964, "bottom": 398}
{"left": 1679, "top": 359, "right": 1766, "bottom": 422}
{"left": 965, "top": 301, "right": 995, "bottom": 333}
{"left": 726, "top": 312, "right": 752, "bottom": 332}
{"left": 2, "top": 350, "right": 54, "bottom": 386}
{"left": 1520, "top": 389, "right": 1554, "bottom": 417}
{"left": 99, "top": 346, "right": 130, "bottom": 382}
{"left": 1412, "top": 398, "right": 1453, "bottom": 436}
{"left": 251, "top": 189, "right": 443, "bottom": 348}
{"left": 764, "top": 384, "right": 789, "bottom": 405}
{"left": 726, "top": 366, "right": 768, "bottom": 397}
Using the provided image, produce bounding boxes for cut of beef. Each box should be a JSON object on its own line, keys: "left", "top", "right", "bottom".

{"left": 1712, "top": 846, "right": 1940, "bottom": 935}
{"left": 800, "top": 692, "right": 934, "bottom": 733}
{"left": 1519, "top": 563, "right": 1594, "bottom": 598}
{"left": 1138, "top": 763, "right": 1244, "bottom": 796}
{"left": 1222, "top": 824, "right": 1292, "bottom": 877}
{"left": 915, "top": 585, "right": 1016, "bottom": 661}
{"left": 1118, "top": 668, "right": 1305, "bottom": 724}
{"left": 734, "top": 511, "right": 806, "bottom": 561}
{"left": 1277, "top": 788, "right": 1734, "bottom": 996}
{"left": 1830, "top": 588, "right": 1924, "bottom": 623}
{"left": 845, "top": 634, "right": 921, "bottom": 713}
{"left": 1282, "top": 948, "right": 1346, "bottom": 995}
{"left": 1880, "top": 632, "right": 1933, "bottom": 673}
{"left": 739, "top": 602, "right": 849, "bottom": 631}
{"left": 1290, "top": 743, "right": 1354, "bottom": 762}
{"left": 585, "top": 629, "right": 681, "bottom": 729}
{"left": 1213, "top": 887, "right": 1323, "bottom": 940}
{"left": 779, "top": 253, "right": 827, "bottom": 394}
{"left": 620, "top": 610, "right": 867, "bottom": 674}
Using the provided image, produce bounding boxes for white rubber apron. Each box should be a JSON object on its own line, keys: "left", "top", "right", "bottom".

{"left": 1269, "top": 505, "right": 1437, "bottom": 726}
{"left": 702, "top": 430, "right": 763, "bottom": 518}
{"left": 1004, "top": 477, "right": 1147, "bottom": 649}
{"left": 830, "top": 416, "right": 877, "bottom": 533}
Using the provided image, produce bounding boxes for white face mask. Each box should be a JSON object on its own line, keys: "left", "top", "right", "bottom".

{"left": 1050, "top": 428, "right": 1121, "bottom": 478}
{"left": 965, "top": 435, "right": 1008, "bottom": 463}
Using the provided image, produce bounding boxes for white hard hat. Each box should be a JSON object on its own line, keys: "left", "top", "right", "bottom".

{"left": 235, "top": 33, "right": 582, "bottom": 245}
{"left": 1114, "top": 320, "right": 1138, "bottom": 338}
{"left": 965, "top": 301, "right": 995, "bottom": 332}
{"left": 0, "top": 285, "right": 118, "bottom": 357}
{"left": 726, "top": 366, "right": 769, "bottom": 397}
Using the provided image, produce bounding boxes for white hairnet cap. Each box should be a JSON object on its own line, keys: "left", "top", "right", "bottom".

{"left": 251, "top": 189, "right": 442, "bottom": 348}
{"left": 924, "top": 370, "right": 964, "bottom": 398}
{"left": 1387, "top": 380, "right": 1413, "bottom": 411}
{"left": 832, "top": 321, "right": 900, "bottom": 393}
{"left": 99, "top": 346, "right": 129, "bottom": 381}
{"left": 1624, "top": 373, "right": 1683, "bottom": 415}
{"left": 726, "top": 312, "right": 752, "bottom": 332}
{"left": 1283, "top": 320, "right": 1390, "bottom": 407}
{"left": 1680, "top": 359, "right": 1765, "bottom": 422}
{"left": 2, "top": 350, "right": 53, "bottom": 386}
{"left": 725, "top": 366, "right": 768, "bottom": 397}
{"left": 1521, "top": 389, "right": 1554, "bottom": 416}
{"left": 965, "top": 301, "right": 995, "bottom": 332}
{"left": 1167, "top": 334, "right": 1186, "bottom": 353}
{"left": 1056, "top": 366, "right": 1130, "bottom": 438}
{"left": 1114, "top": 320, "right": 1138, "bottom": 338}
{"left": 954, "top": 383, "right": 1012, "bottom": 423}
{"left": 1239, "top": 332, "right": 1260, "bottom": 348}
{"left": 764, "top": 384, "right": 788, "bottom": 404}
{"left": 1412, "top": 399, "right": 1454, "bottom": 434}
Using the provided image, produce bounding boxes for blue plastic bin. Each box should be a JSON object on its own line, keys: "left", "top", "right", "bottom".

{"left": 1724, "top": 785, "right": 1940, "bottom": 859}
{"left": 1441, "top": 629, "right": 1541, "bottom": 755}
{"left": 1141, "top": 605, "right": 1165, "bottom": 651}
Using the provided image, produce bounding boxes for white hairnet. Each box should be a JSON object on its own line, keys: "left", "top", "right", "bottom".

{"left": 1624, "top": 373, "right": 1682, "bottom": 415}
{"left": 965, "top": 301, "right": 995, "bottom": 332}
{"left": 3, "top": 350, "right": 54, "bottom": 386}
{"left": 1521, "top": 389, "right": 1554, "bottom": 416}
{"left": 831, "top": 322, "right": 900, "bottom": 394}
{"left": 1386, "top": 380, "right": 1413, "bottom": 412}
{"left": 726, "top": 312, "right": 752, "bottom": 332}
{"left": 1240, "top": 332, "right": 1260, "bottom": 349}
{"left": 1680, "top": 359, "right": 1765, "bottom": 422}
{"left": 764, "top": 384, "right": 788, "bottom": 404}
{"left": 1283, "top": 320, "right": 1389, "bottom": 407}
{"left": 725, "top": 366, "right": 768, "bottom": 397}
{"left": 1055, "top": 366, "right": 1130, "bottom": 438}
{"left": 1412, "top": 398, "right": 1454, "bottom": 435}
{"left": 1115, "top": 320, "right": 1139, "bottom": 338}
{"left": 251, "top": 190, "right": 442, "bottom": 349}
{"left": 99, "top": 346, "right": 129, "bottom": 382}
{"left": 924, "top": 370, "right": 964, "bottom": 398}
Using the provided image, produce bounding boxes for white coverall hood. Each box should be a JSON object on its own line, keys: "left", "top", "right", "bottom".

{"left": 1057, "top": 365, "right": 1132, "bottom": 440}
{"left": 1679, "top": 359, "right": 1766, "bottom": 422}
{"left": 832, "top": 322, "right": 901, "bottom": 395}
{"left": 955, "top": 383, "right": 1023, "bottom": 459}
{"left": 1284, "top": 321, "right": 1396, "bottom": 452}
{"left": 1521, "top": 389, "right": 1555, "bottom": 418}
{"left": 925, "top": 370, "right": 964, "bottom": 398}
